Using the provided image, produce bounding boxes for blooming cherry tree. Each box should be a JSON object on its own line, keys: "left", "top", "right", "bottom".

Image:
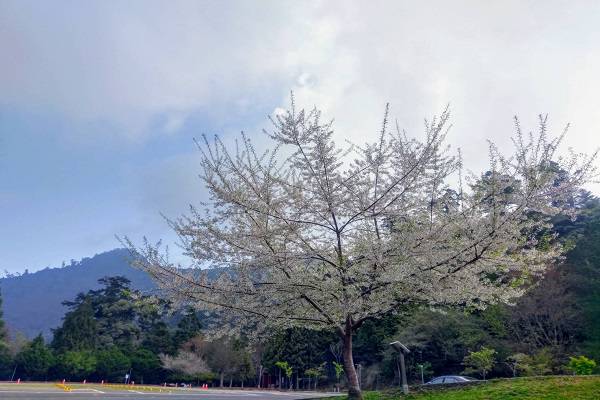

{"left": 126, "top": 100, "right": 596, "bottom": 399}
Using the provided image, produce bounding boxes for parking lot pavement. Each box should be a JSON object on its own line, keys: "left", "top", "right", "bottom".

{"left": 0, "top": 384, "right": 340, "bottom": 400}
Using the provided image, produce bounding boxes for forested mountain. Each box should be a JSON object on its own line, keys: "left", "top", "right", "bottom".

{"left": 0, "top": 249, "right": 156, "bottom": 339}
{"left": 0, "top": 276, "right": 206, "bottom": 383}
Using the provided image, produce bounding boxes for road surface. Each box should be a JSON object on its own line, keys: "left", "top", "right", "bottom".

{"left": 0, "top": 383, "right": 340, "bottom": 400}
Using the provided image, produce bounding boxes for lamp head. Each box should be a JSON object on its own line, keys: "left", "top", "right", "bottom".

{"left": 389, "top": 341, "right": 410, "bottom": 354}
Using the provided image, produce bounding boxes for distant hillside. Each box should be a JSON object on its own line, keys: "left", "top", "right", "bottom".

{"left": 0, "top": 248, "right": 157, "bottom": 339}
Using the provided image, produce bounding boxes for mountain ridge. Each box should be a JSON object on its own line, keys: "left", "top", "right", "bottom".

{"left": 0, "top": 248, "right": 157, "bottom": 339}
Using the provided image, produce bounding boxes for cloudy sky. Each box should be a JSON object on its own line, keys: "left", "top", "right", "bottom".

{"left": 1, "top": 0, "right": 599, "bottom": 273}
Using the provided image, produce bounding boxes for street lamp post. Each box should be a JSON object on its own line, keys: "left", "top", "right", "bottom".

{"left": 389, "top": 341, "right": 410, "bottom": 395}
{"left": 355, "top": 364, "right": 362, "bottom": 390}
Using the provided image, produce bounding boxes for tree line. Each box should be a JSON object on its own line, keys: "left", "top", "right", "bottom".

{"left": 0, "top": 196, "right": 598, "bottom": 388}
{"left": 0, "top": 276, "right": 201, "bottom": 384}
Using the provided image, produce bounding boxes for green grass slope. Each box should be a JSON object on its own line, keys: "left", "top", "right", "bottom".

{"left": 343, "top": 376, "right": 600, "bottom": 400}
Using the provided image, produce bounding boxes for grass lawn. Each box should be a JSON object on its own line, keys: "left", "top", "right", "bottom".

{"left": 339, "top": 376, "right": 600, "bottom": 400}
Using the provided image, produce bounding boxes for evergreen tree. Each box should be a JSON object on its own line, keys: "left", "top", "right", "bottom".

{"left": 0, "top": 289, "right": 13, "bottom": 379}
{"left": 561, "top": 198, "right": 600, "bottom": 360}
{"left": 16, "top": 335, "right": 54, "bottom": 380}
{"left": 51, "top": 295, "right": 98, "bottom": 352}
{"left": 52, "top": 276, "right": 173, "bottom": 353}
{"left": 95, "top": 347, "right": 131, "bottom": 382}
{"left": 94, "top": 276, "right": 141, "bottom": 348}
{"left": 130, "top": 348, "right": 164, "bottom": 384}
{"left": 142, "top": 321, "right": 174, "bottom": 355}
{"left": 262, "top": 327, "right": 333, "bottom": 386}
{"left": 53, "top": 350, "right": 96, "bottom": 381}
{"left": 353, "top": 313, "right": 402, "bottom": 366}
{"left": 395, "top": 308, "right": 496, "bottom": 376}
{"left": 0, "top": 289, "right": 6, "bottom": 343}
{"left": 173, "top": 307, "right": 203, "bottom": 348}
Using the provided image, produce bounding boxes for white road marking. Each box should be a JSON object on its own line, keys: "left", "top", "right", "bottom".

{"left": 0, "top": 388, "right": 338, "bottom": 398}
{"left": 0, "top": 390, "right": 66, "bottom": 394}
{"left": 71, "top": 388, "right": 106, "bottom": 393}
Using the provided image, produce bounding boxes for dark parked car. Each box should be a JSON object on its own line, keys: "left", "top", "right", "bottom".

{"left": 425, "top": 376, "right": 476, "bottom": 385}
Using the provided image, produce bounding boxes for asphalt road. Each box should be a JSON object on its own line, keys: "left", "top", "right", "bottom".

{"left": 0, "top": 386, "right": 339, "bottom": 400}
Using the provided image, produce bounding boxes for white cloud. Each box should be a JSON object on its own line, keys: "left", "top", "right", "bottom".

{"left": 2, "top": 0, "right": 600, "bottom": 273}
{"left": 0, "top": 0, "right": 309, "bottom": 136}
{"left": 270, "top": 1, "right": 600, "bottom": 186}
{"left": 1, "top": 0, "right": 599, "bottom": 182}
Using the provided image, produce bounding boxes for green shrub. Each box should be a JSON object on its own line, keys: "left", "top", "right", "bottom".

{"left": 463, "top": 347, "right": 496, "bottom": 380}
{"left": 567, "top": 355, "right": 597, "bottom": 375}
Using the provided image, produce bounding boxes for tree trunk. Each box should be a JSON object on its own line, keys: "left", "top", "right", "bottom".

{"left": 229, "top": 376, "right": 233, "bottom": 388}
{"left": 257, "top": 365, "right": 263, "bottom": 388}
{"left": 342, "top": 329, "right": 362, "bottom": 400}
{"left": 219, "top": 371, "right": 224, "bottom": 388}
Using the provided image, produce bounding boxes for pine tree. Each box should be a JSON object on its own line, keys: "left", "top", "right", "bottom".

{"left": 173, "top": 307, "right": 203, "bottom": 348}
{"left": 51, "top": 295, "right": 98, "bottom": 352}
{"left": 142, "top": 321, "right": 174, "bottom": 354}
{"left": 0, "top": 289, "right": 13, "bottom": 379}
{"left": 94, "top": 276, "right": 141, "bottom": 348}
{"left": 0, "top": 289, "right": 6, "bottom": 343}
